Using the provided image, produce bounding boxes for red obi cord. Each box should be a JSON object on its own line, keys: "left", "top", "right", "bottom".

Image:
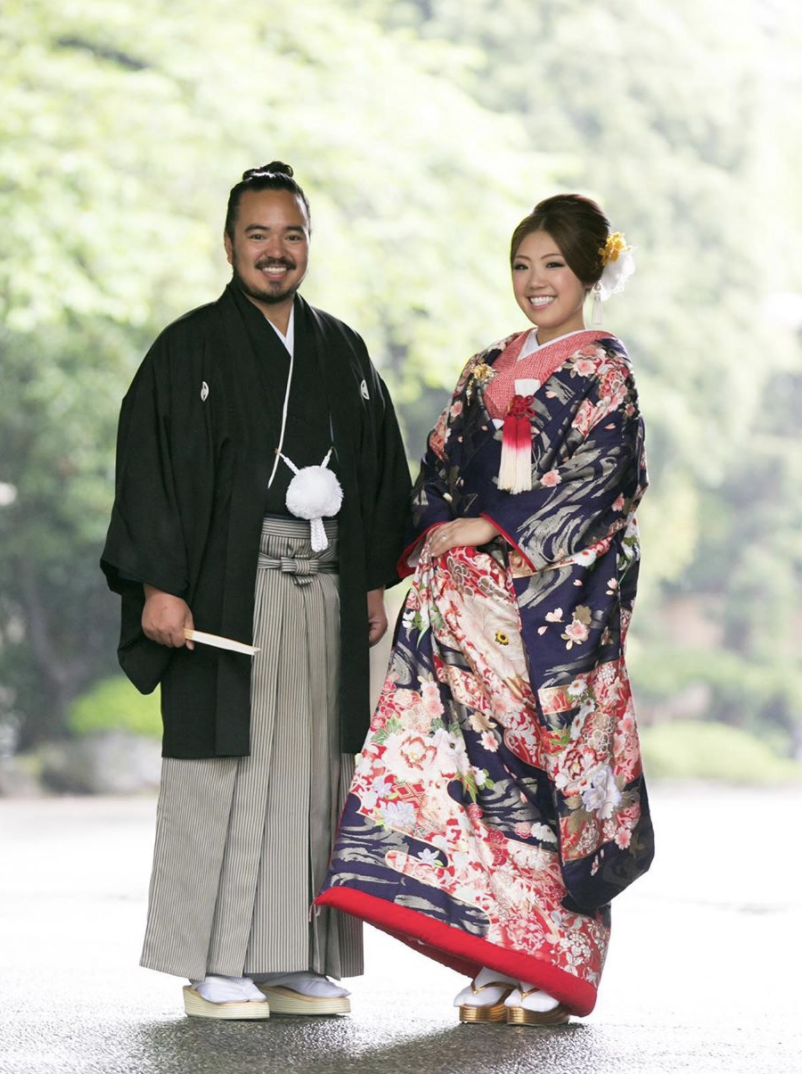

{"left": 507, "top": 394, "right": 536, "bottom": 420}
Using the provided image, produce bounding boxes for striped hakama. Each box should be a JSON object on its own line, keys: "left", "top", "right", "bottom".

{"left": 140, "top": 517, "right": 363, "bottom": 981}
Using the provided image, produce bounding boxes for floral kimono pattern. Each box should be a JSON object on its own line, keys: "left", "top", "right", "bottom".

{"left": 317, "top": 330, "right": 653, "bottom": 1015}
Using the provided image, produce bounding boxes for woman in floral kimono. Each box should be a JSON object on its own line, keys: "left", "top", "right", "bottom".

{"left": 317, "top": 194, "right": 654, "bottom": 1025}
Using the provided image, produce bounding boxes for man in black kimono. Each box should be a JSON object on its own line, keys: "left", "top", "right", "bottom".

{"left": 101, "top": 163, "right": 411, "bottom": 1019}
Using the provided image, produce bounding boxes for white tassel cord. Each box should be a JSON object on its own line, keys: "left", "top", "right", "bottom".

{"left": 591, "top": 283, "right": 603, "bottom": 326}
{"left": 281, "top": 450, "right": 343, "bottom": 552}
{"left": 498, "top": 395, "right": 534, "bottom": 494}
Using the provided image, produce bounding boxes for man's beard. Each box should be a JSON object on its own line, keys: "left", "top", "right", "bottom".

{"left": 232, "top": 258, "right": 301, "bottom": 305}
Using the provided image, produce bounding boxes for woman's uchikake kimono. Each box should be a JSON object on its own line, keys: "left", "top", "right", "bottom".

{"left": 317, "top": 329, "right": 654, "bottom": 1016}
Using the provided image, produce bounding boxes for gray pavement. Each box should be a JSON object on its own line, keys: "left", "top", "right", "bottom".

{"left": 0, "top": 784, "right": 799, "bottom": 1074}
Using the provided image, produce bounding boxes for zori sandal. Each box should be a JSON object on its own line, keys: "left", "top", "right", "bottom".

{"left": 182, "top": 985, "right": 271, "bottom": 1020}
{"left": 454, "top": 978, "right": 517, "bottom": 1024}
{"left": 504, "top": 987, "right": 570, "bottom": 1026}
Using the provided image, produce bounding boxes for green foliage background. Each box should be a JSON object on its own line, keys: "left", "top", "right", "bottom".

{"left": 68, "top": 676, "right": 161, "bottom": 739}
{"left": 1, "top": 0, "right": 801, "bottom": 771}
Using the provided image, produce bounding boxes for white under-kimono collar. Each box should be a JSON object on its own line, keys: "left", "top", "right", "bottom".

{"left": 491, "top": 327, "right": 593, "bottom": 435}
{"left": 266, "top": 304, "right": 295, "bottom": 356}
{"left": 517, "top": 327, "right": 586, "bottom": 360}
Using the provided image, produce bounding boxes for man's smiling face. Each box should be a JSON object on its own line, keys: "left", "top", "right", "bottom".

{"left": 225, "top": 188, "right": 310, "bottom": 321}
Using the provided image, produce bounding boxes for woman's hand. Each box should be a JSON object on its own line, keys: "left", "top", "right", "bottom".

{"left": 142, "top": 584, "right": 195, "bottom": 649}
{"left": 428, "top": 517, "right": 499, "bottom": 556}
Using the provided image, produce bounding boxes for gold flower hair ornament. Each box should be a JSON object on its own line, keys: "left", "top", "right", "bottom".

{"left": 599, "top": 232, "right": 629, "bottom": 267}
{"left": 596, "top": 231, "right": 636, "bottom": 301}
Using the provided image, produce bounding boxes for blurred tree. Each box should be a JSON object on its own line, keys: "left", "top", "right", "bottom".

{"left": 0, "top": 0, "right": 551, "bottom": 747}
{"left": 2, "top": 0, "right": 801, "bottom": 757}
{"left": 361, "top": 0, "right": 802, "bottom": 750}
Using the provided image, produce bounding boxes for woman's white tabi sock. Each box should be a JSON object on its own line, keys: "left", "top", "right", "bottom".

{"left": 189, "top": 975, "right": 267, "bottom": 1003}
{"left": 454, "top": 965, "right": 519, "bottom": 1007}
{"left": 504, "top": 983, "right": 561, "bottom": 1012}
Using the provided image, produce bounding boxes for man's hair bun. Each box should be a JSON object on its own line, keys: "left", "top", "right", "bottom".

{"left": 226, "top": 162, "right": 310, "bottom": 237}
{"left": 242, "top": 162, "right": 294, "bottom": 180}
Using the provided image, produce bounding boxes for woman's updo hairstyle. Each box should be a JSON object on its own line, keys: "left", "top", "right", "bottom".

{"left": 510, "top": 194, "right": 611, "bottom": 287}
{"left": 225, "top": 161, "right": 311, "bottom": 238}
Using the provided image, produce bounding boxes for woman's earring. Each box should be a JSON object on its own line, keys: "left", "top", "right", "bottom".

{"left": 591, "top": 282, "right": 603, "bottom": 326}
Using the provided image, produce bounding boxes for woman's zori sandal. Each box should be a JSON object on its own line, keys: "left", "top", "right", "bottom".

{"left": 454, "top": 967, "right": 570, "bottom": 1026}
{"left": 454, "top": 969, "right": 516, "bottom": 1023}
{"left": 504, "top": 986, "right": 571, "bottom": 1026}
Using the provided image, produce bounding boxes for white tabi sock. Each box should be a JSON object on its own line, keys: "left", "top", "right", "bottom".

{"left": 504, "top": 982, "right": 561, "bottom": 1012}
{"left": 252, "top": 971, "right": 350, "bottom": 998}
{"left": 454, "top": 965, "right": 519, "bottom": 1007}
{"left": 190, "top": 975, "right": 267, "bottom": 1003}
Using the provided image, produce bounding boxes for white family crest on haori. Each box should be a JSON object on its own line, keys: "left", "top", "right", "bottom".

{"left": 360, "top": 379, "right": 370, "bottom": 400}
{"left": 200, "top": 381, "right": 210, "bottom": 401}
{"left": 280, "top": 449, "right": 343, "bottom": 551}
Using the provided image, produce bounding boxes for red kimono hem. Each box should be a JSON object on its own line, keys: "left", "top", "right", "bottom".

{"left": 316, "top": 887, "right": 597, "bottom": 1016}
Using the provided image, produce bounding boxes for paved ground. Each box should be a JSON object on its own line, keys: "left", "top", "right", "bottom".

{"left": 0, "top": 784, "right": 799, "bottom": 1074}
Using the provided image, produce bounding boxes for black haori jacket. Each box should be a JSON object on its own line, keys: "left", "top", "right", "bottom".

{"left": 101, "top": 286, "right": 411, "bottom": 757}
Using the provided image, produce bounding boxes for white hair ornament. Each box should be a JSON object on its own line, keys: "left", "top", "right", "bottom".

{"left": 591, "top": 232, "right": 635, "bottom": 325}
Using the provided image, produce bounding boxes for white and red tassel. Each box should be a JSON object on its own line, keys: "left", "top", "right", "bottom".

{"left": 498, "top": 394, "right": 535, "bottom": 493}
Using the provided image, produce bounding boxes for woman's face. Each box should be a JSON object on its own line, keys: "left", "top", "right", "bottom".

{"left": 511, "top": 230, "right": 588, "bottom": 343}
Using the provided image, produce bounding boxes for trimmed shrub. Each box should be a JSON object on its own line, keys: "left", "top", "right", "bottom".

{"left": 640, "top": 719, "right": 802, "bottom": 784}
{"left": 68, "top": 676, "right": 161, "bottom": 739}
